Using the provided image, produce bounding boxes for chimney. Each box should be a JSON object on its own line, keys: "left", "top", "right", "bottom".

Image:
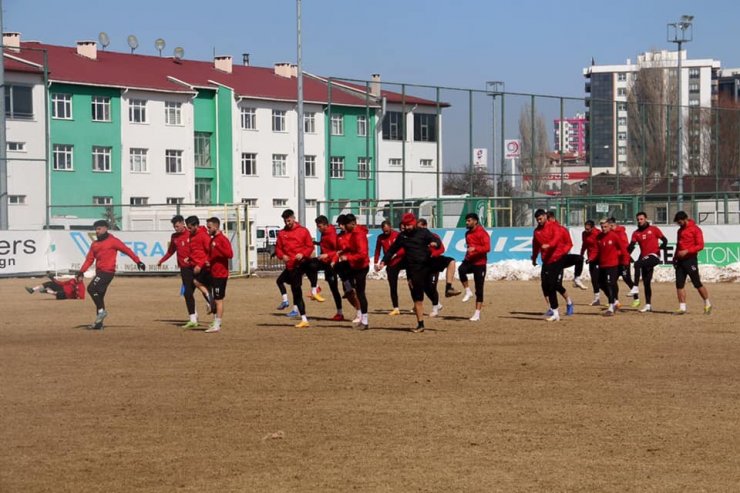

{"left": 3, "top": 32, "right": 21, "bottom": 52}
{"left": 214, "top": 55, "right": 232, "bottom": 74}
{"left": 76, "top": 40, "right": 97, "bottom": 60}
{"left": 370, "top": 73, "right": 381, "bottom": 97}
{"left": 290, "top": 64, "right": 298, "bottom": 78}
{"left": 274, "top": 62, "right": 292, "bottom": 78}
{"left": 242, "top": 53, "right": 250, "bottom": 66}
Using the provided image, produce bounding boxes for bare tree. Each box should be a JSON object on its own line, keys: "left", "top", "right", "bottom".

{"left": 713, "top": 94, "right": 740, "bottom": 179}
{"left": 518, "top": 104, "right": 550, "bottom": 193}
{"left": 442, "top": 164, "right": 496, "bottom": 197}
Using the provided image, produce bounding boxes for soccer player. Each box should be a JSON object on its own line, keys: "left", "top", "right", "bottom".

{"left": 379, "top": 213, "right": 439, "bottom": 332}
{"left": 612, "top": 217, "right": 638, "bottom": 306}
{"left": 531, "top": 210, "right": 569, "bottom": 321}
{"left": 546, "top": 211, "right": 586, "bottom": 290}
{"left": 336, "top": 214, "right": 370, "bottom": 329}
{"left": 302, "top": 215, "right": 344, "bottom": 321}
{"left": 76, "top": 220, "right": 146, "bottom": 329}
{"left": 157, "top": 215, "right": 199, "bottom": 328}
{"left": 185, "top": 215, "right": 214, "bottom": 316}
{"left": 628, "top": 212, "right": 668, "bottom": 312}
{"left": 673, "top": 211, "right": 712, "bottom": 315}
{"left": 203, "top": 217, "right": 233, "bottom": 333}
{"left": 373, "top": 220, "right": 405, "bottom": 315}
{"left": 459, "top": 213, "right": 491, "bottom": 321}
{"left": 418, "top": 218, "right": 460, "bottom": 301}
{"left": 589, "top": 218, "right": 628, "bottom": 316}
{"left": 26, "top": 274, "right": 85, "bottom": 300}
{"left": 581, "top": 220, "right": 602, "bottom": 306}
{"left": 276, "top": 209, "right": 314, "bottom": 328}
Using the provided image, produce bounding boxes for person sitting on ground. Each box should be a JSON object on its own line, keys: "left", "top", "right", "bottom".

{"left": 26, "top": 273, "right": 86, "bottom": 300}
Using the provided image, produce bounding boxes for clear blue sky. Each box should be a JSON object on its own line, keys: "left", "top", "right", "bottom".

{"left": 5, "top": 0, "right": 740, "bottom": 170}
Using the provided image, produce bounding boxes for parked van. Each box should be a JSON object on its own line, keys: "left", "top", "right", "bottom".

{"left": 255, "top": 226, "right": 281, "bottom": 252}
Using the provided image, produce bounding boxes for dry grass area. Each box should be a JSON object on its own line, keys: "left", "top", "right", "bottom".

{"left": 2, "top": 276, "right": 739, "bottom": 492}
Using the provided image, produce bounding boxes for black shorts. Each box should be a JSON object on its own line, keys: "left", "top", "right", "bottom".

{"left": 212, "top": 277, "right": 228, "bottom": 300}
{"left": 195, "top": 269, "right": 212, "bottom": 286}
{"left": 674, "top": 257, "right": 702, "bottom": 289}
{"left": 429, "top": 256, "right": 453, "bottom": 273}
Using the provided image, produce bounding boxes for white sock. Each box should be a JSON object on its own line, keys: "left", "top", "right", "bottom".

{"left": 465, "top": 287, "right": 473, "bottom": 296}
{"left": 434, "top": 304, "right": 442, "bottom": 310}
{"left": 311, "top": 287, "right": 318, "bottom": 295}
{"left": 98, "top": 308, "right": 104, "bottom": 313}
{"left": 356, "top": 309, "right": 362, "bottom": 319}
{"left": 704, "top": 299, "right": 711, "bottom": 307}
{"left": 301, "top": 315, "right": 308, "bottom": 322}
{"left": 337, "top": 309, "right": 343, "bottom": 315}
{"left": 680, "top": 303, "right": 687, "bottom": 311}
{"left": 609, "top": 303, "right": 615, "bottom": 312}
{"left": 593, "top": 293, "right": 600, "bottom": 300}
{"left": 214, "top": 317, "right": 222, "bottom": 328}
{"left": 361, "top": 313, "right": 368, "bottom": 324}
{"left": 566, "top": 297, "right": 573, "bottom": 305}
{"left": 282, "top": 294, "right": 288, "bottom": 302}
{"left": 551, "top": 309, "right": 558, "bottom": 317}
{"left": 189, "top": 314, "right": 197, "bottom": 323}
{"left": 474, "top": 309, "right": 481, "bottom": 317}
{"left": 293, "top": 305, "right": 299, "bottom": 312}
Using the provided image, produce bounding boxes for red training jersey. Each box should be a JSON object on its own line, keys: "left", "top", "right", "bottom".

{"left": 318, "top": 225, "right": 339, "bottom": 260}
{"left": 160, "top": 229, "right": 192, "bottom": 268}
{"left": 590, "top": 230, "right": 627, "bottom": 268}
{"left": 429, "top": 231, "right": 445, "bottom": 258}
{"left": 374, "top": 230, "right": 404, "bottom": 267}
{"left": 532, "top": 221, "right": 564, "bottom": 265}
{"left": 581, "top": 227, "right": 600, "bottom": 258}
{"left": 208, "top": 231, "right": 234, "bottom": 279}
{"left": 464, "top": 225, "right": 490, "bottom": 266}
{"left": 676, "top": 219, "right": 704, "bottom": 258}
{"left": 188, "top": 226, "right": 211, "bottom": 269}
{"left": 344, "top": 225, "right": 370, "bottom": 269}
{"left": 613, "top": 225, "right": 632, "bottom": 265}
{"left": 55, "top": 278, "right": 85, "bottom": 299}
{"left": 631, "top": 224, "right": 666, "bottom": 258}
{"left": 276, "top": 223, "right": 314, "bottom": 270}
{"left": 80, "top": 233, "right": 142, "bottom": 274}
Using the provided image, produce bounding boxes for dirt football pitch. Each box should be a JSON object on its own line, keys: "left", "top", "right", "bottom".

{"left": 2, "top": 276, "right": 740, "bottom": 492}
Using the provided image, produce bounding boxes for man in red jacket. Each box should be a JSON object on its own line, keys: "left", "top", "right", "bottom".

{"left": 76, "top": 220, "right": 145, "bottom": 329}
{"left": 673, "top": 211, "right": 712, "bottom": 315}
{"left": 302, "top": 215, "right": 344, "bottom": 321}
{"left": 203, "top": 217, "right": 233, "bottom": 333}
{"left": 531, "top": 210, "right": 569, "bottom": 321}
{"left": 458, "top": 213, "right": 490, "bottom": 322}
{"left": 157, "top": 215, "right": 199, "bottom": 328}
{"left": 336, "top": 214, "right": 370, "bottom": 329}
{"left": 276, "top": 209, "right": 315, "bottom": 328}
{"left": 589, "top": 218, "right": 628, "bottom": 316}
{"left": 581, "top": 220, "right": 602, "bottom": 306}
{"left": 373, "top": 220, "right": 404, "bottom": 315}
{"left": 185, "top": 215, "right": 215, "bottom": 316}
{"left": 628, "top": 212, "right": 668, "bottom": 312}
{"left": 26, "top": 274, "right": 85, "bottom": 300}
{"left": 547, "top": 211, "right": 586, "bottom": 290}
{"left": 611, "top": 218, "right": 638, "bottom": 306}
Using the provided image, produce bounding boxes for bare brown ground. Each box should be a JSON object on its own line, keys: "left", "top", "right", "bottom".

{"left": 2, "top": 276, "right": 740, "bottom": 492}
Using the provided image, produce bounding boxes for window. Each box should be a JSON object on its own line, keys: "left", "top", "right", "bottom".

{"left": 689, "top": 68, "right": 700, "bottom": 78}
{"left": 420, "top": 159, "right": 433, "bottom": 168}
{"left": 617, "top": 88, "right": 627, "bottom": 97}
{"left": 241, "top": 198, "right": 258, "bottom": 207}
{"left": 304, "top": 112, "right": 316, "bottom": 133}
{"left": 688, "top": 99, "right": 700, "bottom": 106}
{"left": 92, "top": 146, "right": 112, "bottom": 172}
{"left": 357, "top": 157, "right": 370, "bottom": 179}
{"left": 305, "top": 199, "right": 317, "bottom": 208}
{"left": 389, "top": 158, "right": 402, "bottom": 167}
{"left": 7, "top": 142, "right": 26, "bottom": 152}
{"left": 618, "top": 146, "right": 627, "bottom": 156}
{"left": 273, "top": 198, "right": 288, "bottom": 207}
{"left": 194, "top": 132, "right": 212, "bottom": 168}
{"left": 5, "top": 85, "right": 33, "bottom": 119}
{"left": 52, "top": 93, "right": 72, "bottom": 119}
{"left": 272, "top": 154, "right": 287, "bottom": 177}
{"left": 166, "top": 197, "right": 184, "bottom": 205}
{"left": 129, "top": 99, "right": 147, "bottom": 123}
{"left": 357, "top": 115, "right": 367, "bottom": 137}
{"left": 53, "top": 144, "right": 74, "bottom": 171}
{"left": 656, "top": 206, "right": 668, "bottom": 224}
{"left": 93, "top": 196, "right": 113, "bottom": 206}
{"left": 8, "top": 195, "right": 26, "bottom": 205}
{"left": 689, "top": 83, "right": 700, "bottom": 93}
{"left": 130, "top": 197, "right": 148, "bottom": 206}
{"left": 241, "top": 153, "right": 257, "bottom": 176}
{"left": 382, "top": 111, "right": 404, "bottom": 140}
{"left": 617, "top": 132, "right": 626, "bottom": 141}
{"left": 617, "top": 102, "right": 627, "bottom": 111}
{"left": 129, "top": 148, "right": 148, "bottom": 173}
{"left": 304, "top": 155, "right": 316, "bottom": 177}
{"left": 195, "top": 179, "right": 212, "bottom": 205}
{"left": 330, "top": 157, "right": 344, "bottom": 178}
{"left": 414, "top": 114, "right": 437, "bottom": 142}
{"left": 91, "top": 96, "right": 111, "bottom": 122}
{"left": 272, "top": 110, "right": 286, "bottom": 132}
{"left": 618, "top": 117, "right": 627, "bottom": 126}
{"left": 330, "top": 114, "right": 344, "bottom": 135}
{"left": 617, "top": 73, "right": 627, "bottom": 81}
{"left": 165, "top": 150, "right": 183, "bottom": 174}
{"left": 165, "top": 102, "right": 182, "bottom": 125}
{"left": 241, "top": 107, "right": 256, "bottom": 129}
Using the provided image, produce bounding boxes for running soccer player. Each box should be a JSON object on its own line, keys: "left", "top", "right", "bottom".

{"left": 612, "top": 218, "right": 638, "bottom": 306}
{"left": 628, "top": 212, "right": 668, "bottom": 312}
{"left": 589, "top": 218, "right": 628, "bottom": 316}
{"left": 418, "top": 218, "right": 460, "bottom": 302}
{"left": 302, "top": 215, "right": 344, "bottom": 321}
{"left": 458, "top": 213, "right": 491, "bottom": 322}
{"left": 673, "top": 211, "right": 712, "bottom": 315}
{"left": 158, "top": 214, "right": 199, "bottom": 328}
{"left": 76, "top": 219, "right": 146, "bottom": 329}
{"left": 203, "top": 217, "right": 233, "bottom": 333}
{"left": 546, "top": 211, "right": 586, "bottom": 290}
{"left": 581, "top": 220, "right": 602, "bottom": 306}
{"left": 276, "top": 209, "right": 314, "bottom": 328}
{"left": 335, "top": 214, "right": 370, "bottom": 329}
{"left": 185, "top": 215, "right": 214, "bottom": 316}
{"left": 531, "top": 210, "right": 569, "bottom": 321}
{"left": 379, "top": 213, "right": 439, "bottom": 332}
{"left": 373, "top": 220, "right": 405, "bottom": 315}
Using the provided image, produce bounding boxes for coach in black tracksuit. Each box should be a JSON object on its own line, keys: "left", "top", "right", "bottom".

{"left": 378, "top": 212, "right": 439, "bottom": 333}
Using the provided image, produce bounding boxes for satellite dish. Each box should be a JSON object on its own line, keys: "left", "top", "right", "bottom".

{"left": 127, "top": 34, "right": 139, "bottom": 54}
{"left": 98, "top": 32, "right": 110, "bottom": 50}
{"left": 154, "top": 38, "right": 166, "bottom": 56}
{"left": 173, "top": 47, "right": 185, "bottom": 61}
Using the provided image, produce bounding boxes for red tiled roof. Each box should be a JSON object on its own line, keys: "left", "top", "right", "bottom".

{"left": 3, "top": 42, "right": 378, "bottom": 106}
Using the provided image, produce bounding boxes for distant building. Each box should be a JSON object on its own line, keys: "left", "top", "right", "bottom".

{"left": 553, "top": 113, "right": 586, "bottom": 156}
{"left": 717, "top": 68, "right": 740, "bottom": 104}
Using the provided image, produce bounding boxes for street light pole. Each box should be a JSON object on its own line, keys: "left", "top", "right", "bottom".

{"left": 486, "top": 81, "right": 504, "bottom": 199}
{"left": 296, "top": 0, "right": 306, "bottom": 224}
{"left": 668, "top": 14, "right": 693, "bottom": 211}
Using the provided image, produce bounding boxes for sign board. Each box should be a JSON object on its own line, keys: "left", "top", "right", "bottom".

{"left": 473, "top": 148, "right": 487, "bottom": 168}
{"left": 504, "top": 139, "right": 521, "bottom": 159}
{"left": 595, "top": 203, "right": 610, "bottom": 213}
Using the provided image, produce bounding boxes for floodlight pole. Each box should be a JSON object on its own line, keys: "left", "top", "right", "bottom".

{"left": 0, "top": 1, "right": 8, "bottom": 230}
{"left": 486, "top": 81, "right": 504, "bottom": 200}
{"left": 668, "top": 15, "right": 693, "bottom": 211}
{"left": 296, "top": 0, "right": 306, "bottom": 225}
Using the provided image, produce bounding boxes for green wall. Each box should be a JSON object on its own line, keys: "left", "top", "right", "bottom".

{"left": 49, "top": 83, "right": 122, "bottom": 223}
{"left": 325, "top": 106, "right": 376, "bottom": 202}
{"left": 193, "top": 87, "right": 233, "bottom": 204}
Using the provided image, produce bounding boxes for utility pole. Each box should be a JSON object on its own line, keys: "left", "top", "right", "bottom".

{"left": 0, "top": 1, "right": 9, "bottom": 230}
{"left": 296, "top": 0, "right": 306, "bottom": 224}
